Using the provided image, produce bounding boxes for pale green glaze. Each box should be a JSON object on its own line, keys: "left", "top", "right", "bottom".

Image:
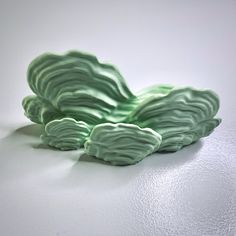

{"left": 41, "top": 118, "right": 91, "bottom": 150}
{"left": 22, "top": 50, "right": 221, "bottom": 165}
{"left": 84, "top": 123, "right": 162, "bottom": 165}
{"left": 22, "top": 95, "right": 63, "bottom": 124}
{"left": 105, "top": 84, "right": 174, "bottom": 123}
{"left": 23, "top": 51, "right": 134, "bottom": 125}
{"left": 128, "top": 86, "right": 221, "bottom": 151}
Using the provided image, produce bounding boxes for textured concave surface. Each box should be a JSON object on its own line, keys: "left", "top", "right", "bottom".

{"left": 105, "top": 84, "right": 174, "bottom": 123}
{"left": 41, "top": 118, "right": 91, "bottom": 150}
{"left": 24, "top": 51, "right": 134, "bottom": 125}
{"left": 128, "top": 86, "right": 221, "bottom": 151}
{"left": 22, "top": 95, "right": 63, "bottom": 124}
{"left": 84, "top": 123, "right": 162, "bottom": 165}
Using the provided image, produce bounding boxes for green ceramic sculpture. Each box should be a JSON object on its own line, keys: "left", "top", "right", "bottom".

{"left": 22, "top": 50, "right": 221, "bottom": 165}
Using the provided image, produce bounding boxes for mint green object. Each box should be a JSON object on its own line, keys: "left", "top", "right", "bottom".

{"left": 127, "top": 86, "right": 221, "bottom": 151}
{"left": 22, "top": 50, "right": 221, "bottom": 165}
{"left": 22, "top": 95, "right": 62, "bottom": 124}
{"left": 84, "top": 123, "right": 162, "bottom": 165}
{"left": 41, "top": 118, "right": 91, "bottom": 150}
{"left": 23, "top": 51, "right": 133, "bottom": 125}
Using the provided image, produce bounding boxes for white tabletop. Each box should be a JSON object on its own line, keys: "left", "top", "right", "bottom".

{"left": 0, "top": 0, "right": 235, "bottom": 235}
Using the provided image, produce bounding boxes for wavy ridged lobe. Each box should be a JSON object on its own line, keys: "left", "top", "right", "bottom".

{"left": 84, "top": 123, "right": 162, "bottom": 165}
{"left": 22, "top": 95, "right": 62, "bottom": 124}
{"left": 128, "top": 86, "right": 221, "bottom": 151}
{"left": 106, "top": 84, "right": 174, "bottom": 123}
{"left": 25, "top": 51, "right": 134, "bottom": 125}
{"left": 41, "top": 118, "right": 91, "bottom": 150}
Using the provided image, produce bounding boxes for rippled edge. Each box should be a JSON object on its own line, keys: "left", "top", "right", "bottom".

{"left": 41, "top": 118, "right": 92, "bottom": 150}
{"left": 128, "top": 86, "right": 221, "bottom": 151}
{"left": 84, "top": 123, "right": 162, "bottom": 165}
{"left": 27, "top": 50, "right": 133, "bottom": 98}
{"left": 23, "top": 50, "right": 134, "bottom": 125}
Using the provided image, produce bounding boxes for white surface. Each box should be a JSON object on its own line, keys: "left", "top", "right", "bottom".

{"left": 0, "top": 0, "right": 236, "bottom": 235}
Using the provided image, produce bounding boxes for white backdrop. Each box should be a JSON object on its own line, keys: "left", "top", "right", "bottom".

{"left": 0, "top": 0, "right": 235, "bottom": 235}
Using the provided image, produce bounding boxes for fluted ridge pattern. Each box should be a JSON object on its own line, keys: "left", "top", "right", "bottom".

{"left": 128, "top": 86, "right": 221, "bottom": 151}
{"left": 22, "top": 95, "right": 62, "bottom": 124}
{"left": 41, "top": 118, "right": 91, "bottom": 150}
{"left": 84, "top": 123, "right": 162, "bottom": 165}
{"left": 25, "top": 51, "right": 134, "bottom": 125}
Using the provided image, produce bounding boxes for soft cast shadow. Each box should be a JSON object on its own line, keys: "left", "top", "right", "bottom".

{"left": 77, "top": 140, "right": 203, "bottom": 168}
{"left": 0, "top": 122, "right": 206, "bottom": 195}
{"left": 146, "top": 140, "right": 203, "bottom": 169}
{"left": 79, "top": 153, "right": 114, "bottom": 166}
{"left": 11, "top": 124, "right": 203, "bottom": 169}
{"left": 2, "top": 123, "right": 203, "bottom": 192}
{"left": 14, "top": 123, "right": 43, "bottom": 137}
{"left": 56, "top": 152, "right": 146, "bottom": 191}
{"left": 56, "top": 140, "right": 203, "bottom": 191}
{"left": 13, "top": 124, "right": 73, "bottom": 152}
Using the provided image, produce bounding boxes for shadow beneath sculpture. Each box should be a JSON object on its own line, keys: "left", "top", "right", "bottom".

{"left": 79, "top": 153, "right": 113, "bottom": 166}
{"left": 78, "top": 140, "right": 203, "bottom": 168}
{"left": 14, "top": 123, "right": 43, "bottom": 137}
{"left": 0, "top": 123, "right": 204, "bottom": 191}
{"left": 59, "top": 139, "right": 203, "bottom": 191}
{"left": 147, "top": 140, "right": 203, "bottom": 169}
{"left": 12, "top": 123, "right": 203, "bottom": 168}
